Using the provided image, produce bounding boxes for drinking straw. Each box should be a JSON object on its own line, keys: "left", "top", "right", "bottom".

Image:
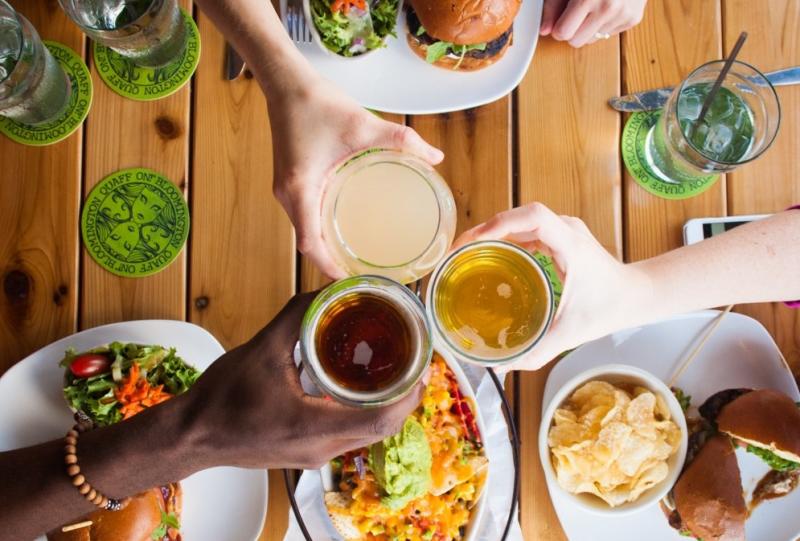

{"left": 694, "top": 32, "right": 748, "bottom": 128}
{"left": 669, "top": 304, "right": 734, "bottom": 387}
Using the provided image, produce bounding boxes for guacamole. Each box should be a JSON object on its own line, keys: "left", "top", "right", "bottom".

{"left": 369, "top": 418, "right": 432, "bottom": 509}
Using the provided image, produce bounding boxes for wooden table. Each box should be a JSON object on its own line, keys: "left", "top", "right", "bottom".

{"left": 2, "top": 1, "right": 798, "bottom": 539}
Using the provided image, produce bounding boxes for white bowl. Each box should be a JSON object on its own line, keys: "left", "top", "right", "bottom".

{"left": 320, "top": 347, "right": 489, "bottom": 540}
{"left": 538, "top": 363, "right": 688, "bottom": 516}
{"left": 303, "top": 0, "right": 403, "bottom": 60}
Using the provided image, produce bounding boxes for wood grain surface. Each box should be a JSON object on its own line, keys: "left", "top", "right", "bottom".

{"left": 0, "top": 5, "right": 83, "bottom": 372}
{"left": 622, "top": 0, "right": 727, "bottom": 262}
{"left": 515, "top": 33, "right": 622, "bottom": 541}
{"left": 79, "top": 0, "right": 192, "bottom": 328}
{"left": 1, "top": 1, "right": 799, "bottom": 540}
{"left": 722, "top": 0, "right": 800, "bottom": 376}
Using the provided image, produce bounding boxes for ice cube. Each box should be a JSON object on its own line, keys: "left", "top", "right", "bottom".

{"left": 703, "top": 123, "right": 734, "bottom": 156}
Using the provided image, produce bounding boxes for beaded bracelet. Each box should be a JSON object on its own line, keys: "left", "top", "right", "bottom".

{"left": 64, "top": 421, "right": 131, "bottom": 512}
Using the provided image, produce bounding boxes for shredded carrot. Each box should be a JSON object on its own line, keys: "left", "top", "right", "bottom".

{"left": 330, "top": 0, "right": 366, "bottom": 14}
{"left": 114, "top": 363, "right": 173, "bottom": 420}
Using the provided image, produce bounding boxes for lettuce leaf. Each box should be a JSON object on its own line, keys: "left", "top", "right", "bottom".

{"left": 746, "top": 445, "right": 800, "bottom": 472}
{"left": 425, "top": 41, "right": 487, "bottom": 64}
{"left": 310, "top": 0, "right": 398, "bottom": 57}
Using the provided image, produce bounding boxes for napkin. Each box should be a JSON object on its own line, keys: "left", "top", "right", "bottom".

{"left": 284, "top": 363, "right": 523, "bottom": 540}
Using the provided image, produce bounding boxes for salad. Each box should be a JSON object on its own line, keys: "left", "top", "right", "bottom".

{"left": 310, "top": 0, "right": 400, "bottom": 57}
{"left": 61, "top": 342, "right": 200, "bottom": 427}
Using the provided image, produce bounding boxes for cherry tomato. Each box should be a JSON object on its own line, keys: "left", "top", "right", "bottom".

{"left": 69, "top": 354, "right": 111, "bottom": 378}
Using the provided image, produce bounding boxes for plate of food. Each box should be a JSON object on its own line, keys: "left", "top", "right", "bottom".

{"left": 285, "top": 0, "right": 542, "bottom": 114}
{"left": 320, "top": 350, "right": 490, "bottom": 540}
{"left": 541, "top": 310, "right": 800, "bottom": 541}
{"left": 0, "top": 320, "right": 268, "bottom": 541}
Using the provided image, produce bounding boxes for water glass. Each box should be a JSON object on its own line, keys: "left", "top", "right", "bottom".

{"left": 58, "top": 0, "right": 186, "bottom": 68}
{"left": 644, "top": 60, "right": 781, "bottom": 184}
{"left": 0, "top": 1, "right": 71, "bottom": 125}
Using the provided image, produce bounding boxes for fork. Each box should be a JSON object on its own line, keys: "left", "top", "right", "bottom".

{"left": 285, "top": 0, "right": 313, "bottom": 44}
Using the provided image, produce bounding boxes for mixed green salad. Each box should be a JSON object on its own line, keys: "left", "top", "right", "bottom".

{"left": 310, "top": 0, "right": 399, "bottom": 57}
{"left": 61, "top": 342, "right": 200, "bottom": 427}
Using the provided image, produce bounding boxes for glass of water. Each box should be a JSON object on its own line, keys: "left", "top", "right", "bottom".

{"left": 58, "top": 0, "right": 186, "bottom": 68}
{"left": 644, "top": 60, "right": 781, "bottom": 184}
{"left": 0, "top": 0, "right": 71, "bottom": 125}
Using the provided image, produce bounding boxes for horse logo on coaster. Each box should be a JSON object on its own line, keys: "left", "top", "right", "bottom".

{"left": 82, "top": 168, "right": 189, "bottom": 277}
{"left": 92, "top": 8, "right": 201, "bottom": 101}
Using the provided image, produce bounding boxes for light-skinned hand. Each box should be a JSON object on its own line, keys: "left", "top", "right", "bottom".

{"left": 453, "top": 203, "right": 650, "bottom": 371}
{"left": 540, "top": 0, "right": 647, "bottom": 47}
{"left": 266, "top": 79, "right": 444, "bottom": 279}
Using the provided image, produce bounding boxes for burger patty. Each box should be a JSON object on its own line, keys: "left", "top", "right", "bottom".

{"left": 406, "top": 7, "right": 512, "bottom": 59}
{"left": 698, "top": 388, "right": 751, "bottom": 422}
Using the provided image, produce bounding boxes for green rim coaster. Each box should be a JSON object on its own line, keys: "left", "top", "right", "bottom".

{"left": 93, "top": 8, "right": 200, "bottom": 101}
{"left": 622, "top": 111, "right": 719, "bottom": 201}
{"left": 0, "top": 41, "right": 92, "bottom": 146}
{"left": 82, "top": 168, "right": 190, "bottom": 278}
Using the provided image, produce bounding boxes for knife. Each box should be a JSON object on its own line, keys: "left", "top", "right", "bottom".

{"left": 609, "top": 67, "right": 800, "bottom": 112}
{"left": 224, "top": 41, "right": 246, "bottom": 80}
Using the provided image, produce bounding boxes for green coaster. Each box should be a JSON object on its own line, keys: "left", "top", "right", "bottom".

{"left": 82, "top": 168, "right": 189, "bottom": 277}
{"left": 622, "top": 111, "right": 719, "bottom": 200}
{"left": 93, "top": 9, "right": 200, "bottom": 101}
{"left": 0, "top": 41, "right": 92, "bottom": 146}
{"left": 534, "top": 252, "right": 563, "bottom": 310}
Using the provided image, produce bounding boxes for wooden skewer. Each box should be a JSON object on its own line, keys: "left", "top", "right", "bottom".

{"left": 61, "top": 520, "right": 92, "bottom": 533}
{"left": 669, "top": 305, "right": 734, "bottom": 388}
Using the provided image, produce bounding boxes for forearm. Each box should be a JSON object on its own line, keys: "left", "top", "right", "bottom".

{"left": 193, "top": 0, "right": 319, "bottom": 99}
{"left": 0, "top": 394, "right": 211, "bottom": 541}
{"left": 630, "top": 210, "right": 800, "bottom": 323}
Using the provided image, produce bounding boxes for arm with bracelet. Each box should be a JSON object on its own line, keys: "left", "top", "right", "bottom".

{"left": 0, "top": 294, "right": 425, "bottom": 541}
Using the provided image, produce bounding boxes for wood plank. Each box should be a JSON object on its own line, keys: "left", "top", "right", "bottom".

{"left": 721, "top": 0, "right": 800, "bottom": 376}
{"left": 189, "top": 12, "right": 296, "bottom": 541}
{"left": 622, "top": 0, "right": 726, "bottom": 262}
{"left": 79, "top": 0, "right": 193, "bottom": 328}
{"left": 0, "top": 5, "right": 83, "bottom": 373}
{"left": 515, "top": 33, "right": 622, "bottom": 540}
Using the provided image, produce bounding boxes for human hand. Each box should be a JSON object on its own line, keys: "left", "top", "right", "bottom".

{"left": 540, "top": 0, "right": 647, "bottom": 47}
{"left": 453, "top": 203, "right": 651, "bottom": 371}
{"left": 185, "top": 292, "right": 427, "bottom": 470}
{"left": 265, "top": 78, "right": 444, "bottom": 279}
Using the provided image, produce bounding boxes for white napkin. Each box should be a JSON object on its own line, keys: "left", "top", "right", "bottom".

{"left": 284, "top": 364, "right": 524, "bottom": 540}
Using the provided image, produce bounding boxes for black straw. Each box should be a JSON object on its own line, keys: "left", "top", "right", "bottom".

{"left": 695, "top": 31, "right": 748, "bottom": 127}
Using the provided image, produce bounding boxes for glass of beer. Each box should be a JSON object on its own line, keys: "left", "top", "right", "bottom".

{"left": 58, "top": 0, "right": 187, "bottom": 68}
{"left": 427, "top": 240, "right": 554, "bottom": 366}
{"left": 644, "top": 60, "right": 780, "bottom": 184}
{"left": 300, "top": 275, "right": 432, "bottom": 407}
{"left": 0, "top": 1, "right": 72, "bottom": 125}
{"left": 321, "top": 150, "right": 457, "bottom": 284}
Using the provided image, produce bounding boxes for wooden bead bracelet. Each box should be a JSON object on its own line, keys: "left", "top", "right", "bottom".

{"left": 64, "top": 422, "right": 131, "bottom": 512}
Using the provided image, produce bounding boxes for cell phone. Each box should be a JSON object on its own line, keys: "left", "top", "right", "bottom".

{"left": 683, "top": 214, "right": 771, "bottom": 245}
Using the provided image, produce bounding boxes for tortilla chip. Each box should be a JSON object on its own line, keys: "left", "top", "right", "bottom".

{"left": 430, "top": 455, "right": 489, "bottom": 496}
{"left": 324, "top": 492, "right": 361, "bottom": 541}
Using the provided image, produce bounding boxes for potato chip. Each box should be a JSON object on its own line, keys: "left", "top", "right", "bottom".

{"left": 547, "top": 379, "right": 682, "bottom": 507}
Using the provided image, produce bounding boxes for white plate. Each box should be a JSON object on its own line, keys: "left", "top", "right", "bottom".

{"left": 318, "top": 347, "right": 490, "bottom": 540}
{"left": 282, "top": 0, "right": 543, "bottom": 114}
{"left": 542, "top": 310, "right": 800, "bottom": 541}
{"left": 0, "top": 320, "right": 268, "bottom": 541}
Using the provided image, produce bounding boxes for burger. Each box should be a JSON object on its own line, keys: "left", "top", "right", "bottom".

{"left": 405, "top": 0, "right": 521, "bottom": 70}
{"left": 667, "top": 434, "right": 746, "bottom": 541}
{"left": 716, "top": 389, "right": 800, "bottom": 472}
{"left": 47, "top": 484, "right": 182, "bottom": 541}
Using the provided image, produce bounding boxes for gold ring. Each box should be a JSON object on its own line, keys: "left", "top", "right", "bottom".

{"left": 594, "top": 32, "right": 611, "bottom": 40}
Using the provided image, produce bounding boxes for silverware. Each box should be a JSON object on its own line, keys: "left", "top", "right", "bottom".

{"left": 285, "top": 0, "right": 313, "bottom": 44}
{"left": 224, "top": 42, "right": 245, "bottom": 80}
{"left": 609, "top": 66, "right": 800, "bottom": 112}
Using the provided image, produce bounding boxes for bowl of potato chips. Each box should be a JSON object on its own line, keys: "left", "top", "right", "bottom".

{"left": 539, "top": 364, "right": 687, "bottom": 515}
